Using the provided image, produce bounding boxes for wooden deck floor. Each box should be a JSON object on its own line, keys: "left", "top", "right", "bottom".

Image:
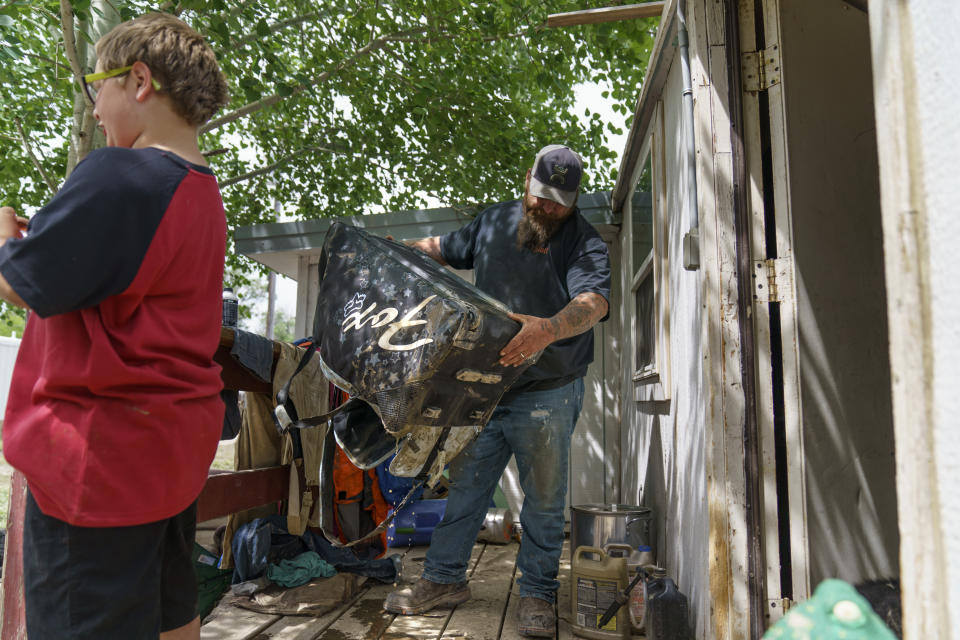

{"left": 200, "top": 539, "right": 583, "bottom": 640}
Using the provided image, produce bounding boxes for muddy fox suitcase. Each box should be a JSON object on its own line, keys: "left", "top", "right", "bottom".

{"left": 275, "top": 222, "right": 535, "bottom": 547}
{"left": 314, "top": 222, "right": 532, "bottom": 433}
{"left": 275, "top": 222, "right": 535, "bottom": 476}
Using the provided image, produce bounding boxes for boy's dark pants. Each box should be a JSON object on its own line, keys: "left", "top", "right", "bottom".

{"left": 23, "top": 490, "right": 197, "bottom": 639}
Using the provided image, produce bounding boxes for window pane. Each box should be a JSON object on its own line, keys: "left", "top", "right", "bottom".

{"left": 632, "top": 152, "right": 653, "bottom": 275}
{"left": 635, "top": 273, "right": 655, "bottom": 371}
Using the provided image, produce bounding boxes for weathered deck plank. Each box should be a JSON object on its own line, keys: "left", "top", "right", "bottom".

{"left": 557, "top": 538, "right": 574, "bottom": 640}
{"left": 313, "top": 581, "right": 399, "bottom": 639}
{"left": 442, "top": 543, "right": 519, "bottom": 639}
{"left": 501, "top": 590, "right": 523, "bottom": 640}
{"left": 379, "top": 542, "right": 489, "bottom": 639}
{"left": 253, "top": 579, "right": 374, "bottom": 640}
{"left": 499, "top": 537, "right": 574, "bottom": 640}
{"left": 201, "top": 537, "right": 582, "bottom": 639}
{"left": 200, "top": 597, "right": 281, "bottom": 640}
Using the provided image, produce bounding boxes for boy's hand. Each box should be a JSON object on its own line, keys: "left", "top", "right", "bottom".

{"left": 0, "top": 207, "right": 29, "bottom": 309}
{"left": 0, "top": 207, "right": 28, "bottom": 244}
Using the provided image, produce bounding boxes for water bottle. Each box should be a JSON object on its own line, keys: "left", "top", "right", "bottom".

{"left": 646, "top": 568, "right": 690, "bottom": 640}
{"left": 222, "top": 287, "right": 239, "bottom": 328}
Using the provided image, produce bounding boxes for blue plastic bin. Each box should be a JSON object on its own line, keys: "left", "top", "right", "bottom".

{"left": 386, "top": 499, "right": 448, "bottom": 547}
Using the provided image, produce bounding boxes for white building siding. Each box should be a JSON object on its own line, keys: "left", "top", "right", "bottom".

{"left": 871, "top": 1, "right": 960, "bottom": 636}
{"left": 619, "top": 41, "right": 713, "bottom": 638}
{"left": 910, "top": 3, "right": 960, "bottom": 634}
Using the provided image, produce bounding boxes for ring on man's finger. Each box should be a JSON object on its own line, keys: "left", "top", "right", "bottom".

{"left": 520, "top": 352, "right": 525, "bottom": 359}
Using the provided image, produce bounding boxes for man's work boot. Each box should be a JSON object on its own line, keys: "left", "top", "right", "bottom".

{"left": 383, "top": 577, "right": 471, "bottom": 615}
{"left": 518, "top": 596, "right": 555, "bottom": 637}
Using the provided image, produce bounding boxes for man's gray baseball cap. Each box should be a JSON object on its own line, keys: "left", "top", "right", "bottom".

{"left": 529, "top": 144, "right": 583, "bottom": 208}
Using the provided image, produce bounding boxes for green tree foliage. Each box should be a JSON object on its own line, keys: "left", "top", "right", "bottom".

{"left": 0, "top": 305, "right": 26, "bottom": 337}
{"left": 0, "top": 0, "right": 656, "bottom": 320}
{"left": 268, "top": 309, "right": 297, "bottom": 343}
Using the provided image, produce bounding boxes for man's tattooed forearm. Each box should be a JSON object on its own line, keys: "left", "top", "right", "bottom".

{"left": 549, "top": 316, "right": 562, "bottom": 335}
{"left": 551, "top": 294, "right": 608, "bottom": 339}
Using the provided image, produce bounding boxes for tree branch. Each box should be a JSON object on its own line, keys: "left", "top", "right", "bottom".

{"left": 218, "top": 135, "right": 412, "bottom": 189}
{"left": 482, "top": 30, "right": 530, "bottom": 43}
{"left": 14, "top": 117, "right": 57, "bottom": 194}
{"left": 201, "top": 25, "right": 431, "bottom": 135}
{"left": 23, "top": 51, "right": 73, "bottom": 73}
{"left": 384, "top": 26, "right": 526, "bottom": 44}
{"left": 220, "top": 140, "right": 479, "bottom": 218}
{"left": 230, "top": 10, "right": 334, "bottom": 49}
{"left": 225, "top": 0, "right": 259, "bottom": 21}
{"left": 219, "top": 146, "right": 340, "bottom": 188}
{"left": 59, "top": 0, "right": 84, "bottom": 81}
{"left": 197, "top": 0, "right": 259, "bottom": 28}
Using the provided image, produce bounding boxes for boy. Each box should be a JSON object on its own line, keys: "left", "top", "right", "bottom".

{"left": 0, "top": 13, "right": 229, "bottom": 639}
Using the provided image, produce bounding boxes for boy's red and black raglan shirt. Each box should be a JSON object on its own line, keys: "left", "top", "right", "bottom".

{"left": 0, "top": 147, "right": 227, "bottom": 527}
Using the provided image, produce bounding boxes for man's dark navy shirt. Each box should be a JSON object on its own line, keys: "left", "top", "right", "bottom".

{"left": 440, "top": 199, "right": 611, "bottom": 391}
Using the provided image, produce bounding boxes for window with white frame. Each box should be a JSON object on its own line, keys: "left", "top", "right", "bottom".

{"left": 629, "top": 102, "right": 669, "bottom": 390}
{"left": 632, "top": 152, "right": 655, "bottom": 375}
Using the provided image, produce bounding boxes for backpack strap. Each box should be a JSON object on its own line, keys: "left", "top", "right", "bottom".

{"left": 273, "top": 342, "right": 350, "bottom": 432}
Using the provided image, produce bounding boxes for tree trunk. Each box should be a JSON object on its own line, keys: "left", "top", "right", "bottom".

{"left": 66, "top": 0, "right": 121, "bottom": 176}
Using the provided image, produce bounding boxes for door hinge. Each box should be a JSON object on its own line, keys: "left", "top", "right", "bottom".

{"left": 742, "top": 44, "right": 781, "bottom": 91}
{"left": 766, "top": 598, "right": 796, "bottom": 625}
{"left": 753, "top": 257, "right": 793, "bottom": 303}
{"left": 766, "top": 597, "right": 794, "bottom": 623}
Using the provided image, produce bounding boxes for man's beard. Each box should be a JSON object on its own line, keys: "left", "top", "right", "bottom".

{"left": 517, "top": 204, "right": 567, "bottom": 251}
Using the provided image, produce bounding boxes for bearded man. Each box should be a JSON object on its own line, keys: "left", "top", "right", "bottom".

{"left": 383, "top": 145, "right": 611, "bottom": 637}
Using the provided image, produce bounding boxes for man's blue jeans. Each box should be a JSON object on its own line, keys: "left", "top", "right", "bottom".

{"left": 422, "top": 378, "right": 584, "bottom": 602}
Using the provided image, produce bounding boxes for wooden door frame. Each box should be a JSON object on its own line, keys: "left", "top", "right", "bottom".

{"left": 737, "top": 0, "right": 811, "bottom": 620}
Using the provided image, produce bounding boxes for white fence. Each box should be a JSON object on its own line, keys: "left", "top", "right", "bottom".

{"left": 0, "top": 336, "right": 21, "bottom": 417}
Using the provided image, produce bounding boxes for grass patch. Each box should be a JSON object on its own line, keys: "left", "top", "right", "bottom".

{"left": 211, "top": 437, "right": 237, "bottom": 471}
{"left": 0, "top": 440, "right": 12, "bottom": 529}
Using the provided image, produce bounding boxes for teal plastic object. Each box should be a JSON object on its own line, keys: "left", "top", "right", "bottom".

{"left": 763, "top": 579, "right": 898, "bottom": 640}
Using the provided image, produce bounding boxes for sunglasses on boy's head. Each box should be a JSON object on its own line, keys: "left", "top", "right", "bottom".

{"left": 81, "top": 65, "right": 162, "bottom": 105}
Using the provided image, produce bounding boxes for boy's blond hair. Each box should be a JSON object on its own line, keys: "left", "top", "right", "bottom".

{"left": 95, "top": 13, "right": 228, "bottom": 127}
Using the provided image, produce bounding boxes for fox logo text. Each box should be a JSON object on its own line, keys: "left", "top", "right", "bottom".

{"left": 342, "top": 295, "right": 437, "bottom": 352}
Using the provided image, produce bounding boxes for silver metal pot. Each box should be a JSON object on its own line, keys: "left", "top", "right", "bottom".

{"left": 476, "top": 507, "right": 514, "bottom": 544}
{"left": 570, "top": 504, "right": 654, "bottom": 559}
